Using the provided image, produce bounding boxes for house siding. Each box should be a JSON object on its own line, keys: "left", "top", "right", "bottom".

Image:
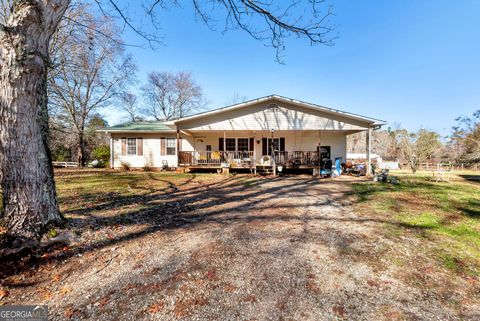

{"left": 111, "top": 133, "right": 181, "bottom": 169}
{"left": 176, "top": 101, "right": 371, "bottom": 131}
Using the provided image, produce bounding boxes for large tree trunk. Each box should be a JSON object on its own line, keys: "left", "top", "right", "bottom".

{"left": 0, "top": 1, "right": 69, "bottom": 245}
{"left": 76, "top": 135, "right": 85, "bottom": 167}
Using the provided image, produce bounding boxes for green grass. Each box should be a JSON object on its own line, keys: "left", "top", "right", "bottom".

{"left": 351, "top": 170, "right": 480, "bottom": 276}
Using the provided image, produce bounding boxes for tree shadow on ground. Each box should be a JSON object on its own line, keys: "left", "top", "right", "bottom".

{"left": 459, "top": 174, "right": 480, "bottom": 184}
{"left": 0, "top": 175, "right": 439, "bottom": 279}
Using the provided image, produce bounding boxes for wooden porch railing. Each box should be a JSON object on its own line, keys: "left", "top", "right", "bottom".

{"left": 179, "top": 151, "right": 254, "bottom": 167}
{"left": 179, "top": 150, "right": 323, "bottom": 167}
{"left": 285, "top": 151, "right": 321, "bottom": 167}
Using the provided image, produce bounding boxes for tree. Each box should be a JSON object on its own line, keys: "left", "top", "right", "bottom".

{"left": 398, "top": 129, "right": 441, "bottom": 173}
{"left": 0, "top": 0, "right": 70, "bottom": 244}
{"left": 48, "top": 3, "right": 136, "bottom": 166}
{"left": 142, "top": 71, "right": 204, "bottom": 120}
{"left": 119, "top": 92, "right": 144, "bottom": 122}
{"left": 450, "top": 110, "right": 480, "bottom": 164}
{"left": 0, "top": 0, "right": 334, "bottom": 245}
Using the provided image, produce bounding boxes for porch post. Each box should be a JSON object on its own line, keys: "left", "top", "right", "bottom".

{"left": 366, "top": 128, "right": 372, "bottom": 176}
{"left": 109, "top": 135, "right": 114, "bottom": 169}
{"left": 253, "top": 132, "right": 257, "bottom": 175}
{"left": 223, "top": 131, "right": 226, "bottom": 153}
{"left": 176, "top": 129, "right": 180, "bottom": 167}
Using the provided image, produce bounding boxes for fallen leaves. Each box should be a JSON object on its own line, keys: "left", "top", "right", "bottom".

{"left": 147, "top": 301, "right": 164, "bottom": 314}
{"left": 64, "top": 306, "right": 77, "bottom": 319}
{"left": 52, "top": 274, "right": 62, "bottom": 282}
{"left": 60, "top": 287, "right": 72, "bottom": 295}
{"left": 0, "top": 289, "right": 9, "bottom": 299}
{"left": 332, "top": 305, "right": 346, "bottom": 317}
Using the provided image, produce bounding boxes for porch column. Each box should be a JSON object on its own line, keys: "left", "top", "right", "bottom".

{"left": 223, "top": 131, "right": 226, "bottom": 153}
{"left": 253, "top": 132, "right": 257, "bottom": 175}
{"left": 109, "top": 135, "right": 114, "bottom": 169}
{"left": 176, "top": 129, "right": 180, "bottom": 167}
{"left": 366, "top": 128, "right": 372, "bottom": 176}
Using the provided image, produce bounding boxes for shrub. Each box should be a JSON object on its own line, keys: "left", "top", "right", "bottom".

{"left": 52, "top": 145, "right": 71, "bottom": 162}
{"left": 92, "top": 145, "right": 110, "bottom": 163}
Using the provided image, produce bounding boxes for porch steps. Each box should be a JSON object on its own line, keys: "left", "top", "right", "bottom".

{"left": 256, "top": 165, "right": 274, "bottom": 175}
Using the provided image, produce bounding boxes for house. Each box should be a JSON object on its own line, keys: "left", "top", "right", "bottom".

{"left": 101, "top": 95, "right": 385, "bottom": 174}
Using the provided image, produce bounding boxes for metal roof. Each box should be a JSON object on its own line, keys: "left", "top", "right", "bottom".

{"left": 100, "top": 121, "right": 175, "bottom": 133}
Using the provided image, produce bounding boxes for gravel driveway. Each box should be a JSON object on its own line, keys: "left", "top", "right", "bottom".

{"left": 4, "top": 175, "right": 479, "bottom": 320}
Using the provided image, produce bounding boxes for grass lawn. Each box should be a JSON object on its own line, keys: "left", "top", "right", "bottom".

{"left": 1, "top": 169, "right": 480, "bottom": 320}
{"left": 351, "top": 170, "right": 480, "bottom": 277}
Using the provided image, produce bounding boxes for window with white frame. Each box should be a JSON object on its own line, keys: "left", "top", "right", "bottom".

{"left": 225, "top": 138, "right": 236, "bottom": 151}
{"left": 127, "top": 138, "right": 137, "bottom": 155}
{"left": 166, "top": 138, "right": 176, "bottom": 155}
{"left": 237, "top": 138, "right": 249, "bottom": 151}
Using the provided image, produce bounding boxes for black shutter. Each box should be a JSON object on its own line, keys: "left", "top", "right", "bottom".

{"left": 219, "top": 138, "right": 224, "bottom": 151}
{"left": 280, "top": 137, "right": 285, "bottom": 152}
{"left": 262, "top": 137, "right": 267, "bottom": 156}
{"left": 249, "top": 138, "right": 254, "bottom": 151}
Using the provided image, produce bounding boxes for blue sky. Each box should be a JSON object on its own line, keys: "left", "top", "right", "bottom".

{"left": 105, "top": 0, "right": 480, "bottom": 136}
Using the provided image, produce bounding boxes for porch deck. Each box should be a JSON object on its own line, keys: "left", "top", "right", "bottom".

{"left": 178, "top": 151, "right": 327, "bottom": 170}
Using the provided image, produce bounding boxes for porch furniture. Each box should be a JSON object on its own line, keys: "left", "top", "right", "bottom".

{"left": 433, "top": 169, "right": 451, "bottom": 182}
{"left": 162, "top": 160, "right": 169, "bottom": 171}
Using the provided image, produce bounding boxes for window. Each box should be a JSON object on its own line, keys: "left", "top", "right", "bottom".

{"left": 166, "top": 138, "right": 176, "bottom": 155}
{"left": 127, "top": 138, "right": 137, "bottom": 155}
{"left": 237, "top": 138, "right": 249, "bottom": 151}
{"left": 267, "top": 138, "right": 280, "bottom": 155}
{"left": 206, "top": 145, "right": 212, "bottom": 151}
{"left": 225, "top": 138, "right": 236, "bottom": 151}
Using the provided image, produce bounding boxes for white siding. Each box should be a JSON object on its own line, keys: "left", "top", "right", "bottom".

{"left": 111, "top": 133, "right": 192, "bottom": 168}
{"left": 177, "top": 101, "right": 371, "bottom": 131}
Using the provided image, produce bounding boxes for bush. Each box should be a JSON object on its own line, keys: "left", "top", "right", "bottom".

{"left": 92, "top": 145, "right": 110, "bottom": 163}
{"left": 52, "top": 145, "right": 71, "bottom": 162}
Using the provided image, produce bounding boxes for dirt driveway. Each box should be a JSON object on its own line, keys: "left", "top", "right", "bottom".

{"left": 2, "top": 175, "right": 479, "bottom": 320}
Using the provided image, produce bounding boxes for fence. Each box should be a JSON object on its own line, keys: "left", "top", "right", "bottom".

{"left": 52, "top": 161, "right": 78, "bottom": 168}
{"left": 418, "top": 162, "right": 479, "bottom": 171}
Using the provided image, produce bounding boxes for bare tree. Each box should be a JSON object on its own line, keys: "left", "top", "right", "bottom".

{"left": 119, "top": 92, "right": 143, "bottom": 122}
{"left": 48, "top": 3, "right": 136, "bottom": 166}
{"left": 450, "top": 110, "right": 480, "bottom": 164}
{"left": 225, "top": 93, "right": 248, "bottom": 105}
{"left": 142, "top": 71, "right": 204, "bottom": 120}
{"left": 0, "top": 0, "right": 334, "bottom": 245}
{"left": 398, "top": 129, "right": 441, "bottom": 173}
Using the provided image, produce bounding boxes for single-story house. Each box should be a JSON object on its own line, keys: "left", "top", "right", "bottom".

{"left": 101, "top": 95, "right": 385, "bottom": 174}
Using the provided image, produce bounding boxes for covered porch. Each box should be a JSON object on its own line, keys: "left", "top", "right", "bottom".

{"left": 176, "top": 129, "right": 365, "bottom": 174}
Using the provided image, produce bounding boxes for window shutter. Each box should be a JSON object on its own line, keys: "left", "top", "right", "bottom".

{"left": 219, "top": 138, "right": 224, "bottom": 151}
{"left": 137, "top": 138, "right": 143, "bottom": 156}
{"left": 262, "top": 138, "right": 267, "bottom": 156}
{"left": 121, "top": 137, "right": 126, "bottom": 155}
{"left": 160, "top": 137, "right": 166, "bottom": 156}
{"left": 280, "top": 137, "right": 285, "bottom": 152}
{"left": 249, "top": 138, "right": 254, "bottom": 152}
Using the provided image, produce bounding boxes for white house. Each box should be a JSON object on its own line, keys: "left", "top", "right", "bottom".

{"left": 102, "top": 95, "right": 385, "bottom": 174}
